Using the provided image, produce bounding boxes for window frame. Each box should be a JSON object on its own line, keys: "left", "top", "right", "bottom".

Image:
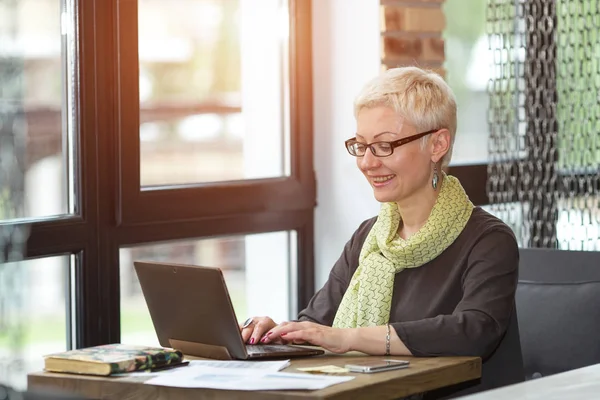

{"left": 4, "top": 0, "right": 315, "bottom": 348}
{"left": 115, "top": 0, "right": 314, "bottom": 224}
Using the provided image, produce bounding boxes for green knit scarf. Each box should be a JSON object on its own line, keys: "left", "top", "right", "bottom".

{"left": 332, "top": 174, "right": 474, "bottom": 328}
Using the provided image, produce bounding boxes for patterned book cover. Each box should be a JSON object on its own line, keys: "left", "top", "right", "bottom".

{"left": 44, "top": 343, "right": 184, "bottom": 375}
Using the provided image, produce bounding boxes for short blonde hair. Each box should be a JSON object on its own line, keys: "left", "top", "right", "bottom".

{"left": 353, "top": 66, "right": 457, "bottom": 167}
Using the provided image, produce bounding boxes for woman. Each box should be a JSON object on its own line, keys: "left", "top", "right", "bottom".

{"left": 241, "top": 67, "right": 524, "bottom": 397}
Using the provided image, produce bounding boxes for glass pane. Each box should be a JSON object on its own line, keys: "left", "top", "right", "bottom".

{"left": 556, "top": 198, "right": 600, "bottom": 251}
{"left": 120, "top": 231, "right": 295, "bottom": 346}
{"left": 443, "top": 0, "right": 489, "bottom": 165}
{"left": 0, "top": 0, "right": 77, "bottom": 220}
{"left": 139, "top": 0, "right": 291, "bottom": 187}
{"left": 0, "top": 255, "right": 71, "bottom": 391}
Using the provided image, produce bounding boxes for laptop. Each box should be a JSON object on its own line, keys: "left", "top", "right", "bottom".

{"left": 133, "top": 261, "right": 324, "bottom": 360}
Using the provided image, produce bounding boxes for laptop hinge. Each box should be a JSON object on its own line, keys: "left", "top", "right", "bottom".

{"left": 169, "top": 339, "right": 233, "bottom": 360}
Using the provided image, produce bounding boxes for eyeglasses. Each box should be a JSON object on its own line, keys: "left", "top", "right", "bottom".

{"left": 344, "top": 129, "right": 439, "bottom": 157}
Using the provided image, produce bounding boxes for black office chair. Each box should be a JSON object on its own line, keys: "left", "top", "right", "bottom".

{"left": 516, "top": 248, "right": 600, "bottom": 379}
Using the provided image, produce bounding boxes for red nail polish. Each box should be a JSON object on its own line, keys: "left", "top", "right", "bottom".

{"left": 249, "top": 338, "right": 255, "bottom": 344}
{"left": 266, "top": 332, "right": 272, "bottom": 336}
{"left": 281, "top": 333, "right": 287, "bottom": 336}
{"left": 261, "top": 337, "right": 267, "bottom": 343}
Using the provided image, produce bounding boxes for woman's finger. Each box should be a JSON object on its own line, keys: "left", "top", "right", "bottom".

{"left": 280, "top": 330, "right": 310, "bottom": 344}
{"left": 263, "top": 321, "right": 318, "bottom": 344}
{"left": 241, "top": 326, "right": 254, "bottom": 342}
{"left": 239, "top": 317, "right": 256, "bottom": 342}
{"left": 270, "top": 321, "right": 304, "bottom": 336}
{"left": 250, "top": 318, "right": 275, "bottom": 344}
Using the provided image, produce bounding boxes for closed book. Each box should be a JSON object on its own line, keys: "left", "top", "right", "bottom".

{"left": 44, "top": 344, "right": 184, "bottom": 376}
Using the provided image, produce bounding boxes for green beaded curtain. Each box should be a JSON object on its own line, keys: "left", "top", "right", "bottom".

{"left": 486, "top": 0, "right": 600, "bottom": 250}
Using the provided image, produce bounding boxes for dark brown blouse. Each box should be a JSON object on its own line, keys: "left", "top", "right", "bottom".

{"left": 298, "top": 207, "right": 525, "bottom": 398}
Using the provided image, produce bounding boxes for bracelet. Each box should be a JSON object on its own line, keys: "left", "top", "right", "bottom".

{"left": 385, "top": 324, "right": 391, "bottom": 356}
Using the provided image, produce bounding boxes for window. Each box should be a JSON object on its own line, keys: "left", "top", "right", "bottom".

{"left": 120, "top": 231, "right": 295, "bottom": 346}
{"left": 138, "top": 0, "right": 291, "bottom": 186}
{"left": 117, "top": 0, "right": 313, "bottom": 225}
{"left": 443, "top": 0, "right": 491, "bottom": 206}
{"left": 0, "top": 0, "right": 77, "bottom": 220}
{"left": 0, "top": 0, "right": 314, "bottom": 389}
{"left": 0, "top": 256, "right": 73, "bottom": 390}
{"left": 443, "top": 0, "right": 489, "bottom": 166}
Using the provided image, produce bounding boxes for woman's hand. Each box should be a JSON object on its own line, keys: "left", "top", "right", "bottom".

{"left": 239, "top": 316, "right": 278, "bottom": 344}
{"left": 264, "top": 321, "right": 354, "bottom": 354}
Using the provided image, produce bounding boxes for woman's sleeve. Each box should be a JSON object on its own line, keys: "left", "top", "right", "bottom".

{"left": 297, "top": 218, "right": 375, "bottom": 325}
{"left": 391, "top": 229, "right": 519, "bottom": 359}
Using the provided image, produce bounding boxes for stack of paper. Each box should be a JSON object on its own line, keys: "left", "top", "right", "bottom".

{"left": 189, "top": 359, "right": 291, "bottom": 371}
{"left": 144, "top": 359, "right": 354, "bottom": 391}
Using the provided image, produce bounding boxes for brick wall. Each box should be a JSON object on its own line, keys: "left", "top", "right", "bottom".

{"left": 380, "top": 0, "right": 446, "bottom": 77}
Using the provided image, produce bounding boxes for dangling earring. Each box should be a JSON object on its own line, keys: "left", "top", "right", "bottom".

{"left": 432, "top": 164, "right": 439, "bottom": 190}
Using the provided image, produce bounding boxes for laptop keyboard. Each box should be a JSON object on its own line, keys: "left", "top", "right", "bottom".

{"left": 246, "top": 344, "right": 302, "bottom": 354}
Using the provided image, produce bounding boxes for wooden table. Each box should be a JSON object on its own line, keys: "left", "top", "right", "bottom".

{"left": 28, "top": 353, "right": 481, "bottom": 400}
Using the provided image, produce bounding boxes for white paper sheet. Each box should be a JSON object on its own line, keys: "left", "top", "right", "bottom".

{"left": 188, "top": 359, "right": 291, "bottom": 371}
{"left": 113, "top": 359, "right": 290, "bottom": 377}
{"left": 145, "top": 366, "right": 354, "bottom": 390}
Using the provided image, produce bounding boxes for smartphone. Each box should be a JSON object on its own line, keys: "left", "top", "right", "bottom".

{"left": 345, "top": 359, "right": 410, "bottom": 373}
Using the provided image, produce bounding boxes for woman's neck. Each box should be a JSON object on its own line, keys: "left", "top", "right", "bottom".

{"left": 396, "top": 187, "right": 440, "bottom": 239}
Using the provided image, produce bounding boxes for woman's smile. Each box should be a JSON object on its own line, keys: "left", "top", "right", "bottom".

{"left": 370, "top": 174, "right": 396, "bottom": 187}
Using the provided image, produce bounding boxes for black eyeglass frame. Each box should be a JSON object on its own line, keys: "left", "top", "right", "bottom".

{"left": 344, "top": 129, "right": 440, "bottom": 157}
